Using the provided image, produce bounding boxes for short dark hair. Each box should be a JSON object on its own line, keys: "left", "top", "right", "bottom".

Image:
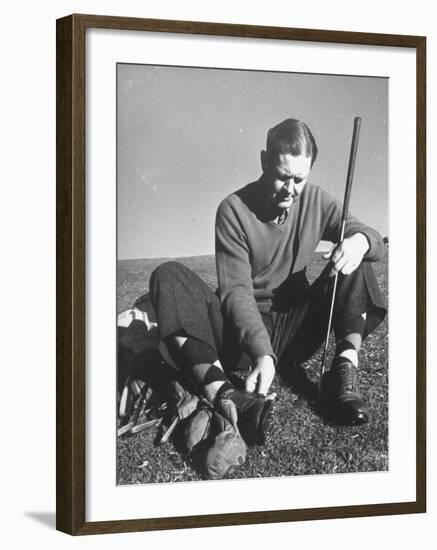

{"left": 266, "top": 119, "right": 318, "bottom": 166}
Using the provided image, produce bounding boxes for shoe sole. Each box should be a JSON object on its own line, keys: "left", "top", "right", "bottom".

{"left": 251, "top": 399, "right": 274, "bottom": 446}
{"left": 336, "top": 402, "right": 370, "bottom": 426}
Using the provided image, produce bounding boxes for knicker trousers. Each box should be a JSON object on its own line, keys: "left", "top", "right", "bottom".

{"left": 145, "top": 260, "right": 387, "bottom": 373}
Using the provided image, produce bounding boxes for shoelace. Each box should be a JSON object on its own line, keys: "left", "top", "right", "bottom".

{"left": 336, "top": 363, "right": 358, "bottom": 393}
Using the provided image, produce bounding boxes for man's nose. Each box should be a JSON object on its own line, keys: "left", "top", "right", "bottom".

{"left": 284, "top": 180, "right": 294, "bottom": 192}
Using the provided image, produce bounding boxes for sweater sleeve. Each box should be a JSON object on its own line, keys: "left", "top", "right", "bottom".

{"left": 215, "top": 198, "right": 275, "bottom": 362}
{"left": 320, "top": 189, "right": 385, "bottom": 262}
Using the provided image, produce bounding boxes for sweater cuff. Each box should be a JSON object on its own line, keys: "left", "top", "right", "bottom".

{"left": 248, "top": 341, "right": 277, "bottom": 365}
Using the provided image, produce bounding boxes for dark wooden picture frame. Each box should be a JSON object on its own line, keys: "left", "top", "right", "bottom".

{"left": 56, "top": 13, "right": 426, "bottom": 535}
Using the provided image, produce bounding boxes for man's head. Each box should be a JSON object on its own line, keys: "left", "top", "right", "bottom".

{"left": 260, "top": 119, "right": 317, "bottom": 210}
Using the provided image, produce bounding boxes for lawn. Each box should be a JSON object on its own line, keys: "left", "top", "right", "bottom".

{"left": 117, "top": 252, "right": 388, "bottom": 484}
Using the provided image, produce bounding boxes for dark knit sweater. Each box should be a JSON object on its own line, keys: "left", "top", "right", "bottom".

{"left": 215, "top": 179, "right": 385, "bottom": 361}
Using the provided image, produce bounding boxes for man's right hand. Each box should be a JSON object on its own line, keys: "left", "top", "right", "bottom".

{"left": 245, "top": 355, "right": 275, "bottom": 395}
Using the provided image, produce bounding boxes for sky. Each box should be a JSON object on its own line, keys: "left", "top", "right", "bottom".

{"left": 117, "top": 64, "right": 388, "bottom": 260}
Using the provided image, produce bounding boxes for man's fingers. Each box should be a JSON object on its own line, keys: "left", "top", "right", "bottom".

{"left": 331, "top": 258, "right": 360, "bottom": 276}
{"left": 340, "top": 261, "right": 358, "bottom": 275}
{"left": 334, "top": 256, "right": 348, "bottom": 273}
{"left": 329, "top": 263, "right": 342, "bottom": 277}
{"left": 266, "top": 392, "right": 277, "bottom": 401}
{"left": 323, "top": 244, "right": 336, "bottom": 260}
{"left": 258, "top": 369, "right": 275, "bottom": 396}
{"left": 331, "top": 247, "right": 345, "bottom": 264}
{"left": 245, "top": 369, "right": 272, "bottom": 395}
{"left": 244, "top": 371, "right": 257, "bottom": 393}
{"left": 257, "top": 378, "right": 270, "bottom": 396}
{"left": 327, "top": 239, "right": 366, "bottom": 276}
{"left": 257, "top": 376, "right": 267, "bottom": 395}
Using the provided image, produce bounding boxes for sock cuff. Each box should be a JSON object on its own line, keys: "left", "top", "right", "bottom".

{"left": 202, "top": 365, "right": 228, "bottom": 386}
{"left": 336, "top": 339, "right": 356, "bottom": 355}
{"left": 177, "top": 338, "right": 218, "bottom": 371}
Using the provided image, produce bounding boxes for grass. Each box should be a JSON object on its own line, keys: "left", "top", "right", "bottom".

{"left": 117, "top": 252, "right": 388, "bottom": 484}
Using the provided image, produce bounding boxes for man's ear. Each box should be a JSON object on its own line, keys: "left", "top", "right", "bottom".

{"left": 260, "top": 150, "right": 267, "bottom": 172}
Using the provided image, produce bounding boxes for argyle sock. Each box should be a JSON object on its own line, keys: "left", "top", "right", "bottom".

{"left": 165, "top": 336, "right": 233, "bottom": 399}
{"left": 335, "top": 313, "right": 367, "bottom": 368}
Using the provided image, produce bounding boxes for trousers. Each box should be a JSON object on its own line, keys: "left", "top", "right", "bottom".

{"left": 143, "top": 260, "right": 386, "bottom": 373}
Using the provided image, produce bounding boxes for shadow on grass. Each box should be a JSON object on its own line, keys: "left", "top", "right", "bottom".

{"left": 276, "top": 362, "right": 362, "bottom": 429}
{"left": 278, "top": 363, "right": 318, "bottom": 401}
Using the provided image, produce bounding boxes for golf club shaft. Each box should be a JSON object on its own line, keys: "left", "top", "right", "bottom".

{"left": 319, "top": 117, "right": 362, "bottom": 395}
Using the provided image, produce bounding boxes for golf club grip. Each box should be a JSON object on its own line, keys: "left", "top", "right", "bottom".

{"left": 341, "top": 116, "right": 361, "bottom": 223}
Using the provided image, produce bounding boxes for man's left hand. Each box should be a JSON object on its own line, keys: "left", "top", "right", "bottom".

{"left": 245, "top": 355, "right": 275, "bottom": 396}
{"left": 323, "top": 232, "right": 370, "bottom": 277}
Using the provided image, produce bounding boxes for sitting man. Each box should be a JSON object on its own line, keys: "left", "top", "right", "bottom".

{"left": 149, "top": 118, "right": 386, "bottom": 447}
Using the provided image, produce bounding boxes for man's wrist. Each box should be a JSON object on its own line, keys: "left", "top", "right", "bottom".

{"left": 255, "top": 355, "right": 276, "bottom": 367}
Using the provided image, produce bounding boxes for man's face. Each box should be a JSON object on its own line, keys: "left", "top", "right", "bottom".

{"left": 261, "top": 152, "right": 312, "bottom": 210}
